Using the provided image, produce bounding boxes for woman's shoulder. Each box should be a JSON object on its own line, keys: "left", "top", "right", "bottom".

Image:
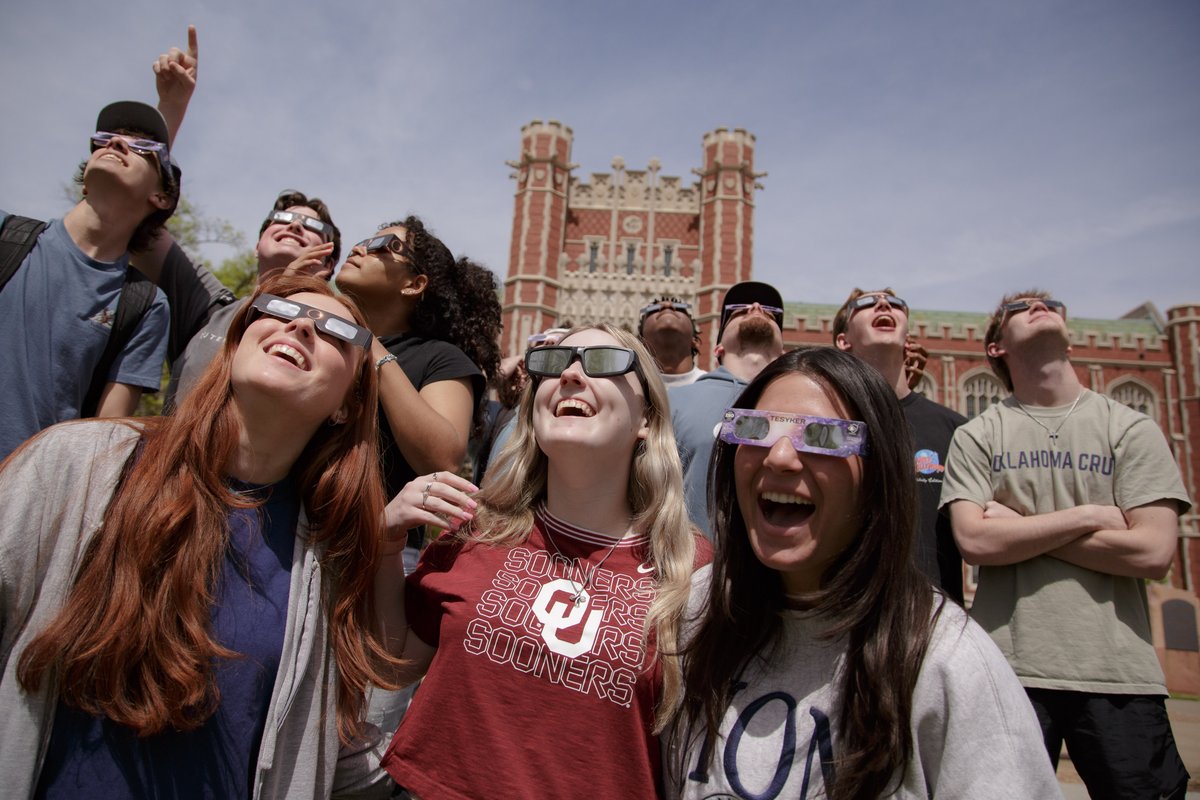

{"left": 4, "top": 419, "right": 142, "bottom": 474}
{"left": 921, "top": 599, "right": 1020, "bottom": 691}
{"left": 389, "top": 335, "right": 481, "bottom": 381}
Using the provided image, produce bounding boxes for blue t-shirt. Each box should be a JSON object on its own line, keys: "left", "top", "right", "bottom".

{"left": 0, "top": 212, "right": 170, "bottom": 460}
{"left": 35, "top": 478, "right": 300, "bottom": 800}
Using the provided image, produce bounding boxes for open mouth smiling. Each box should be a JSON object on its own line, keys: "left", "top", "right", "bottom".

{"left": 555, "top": 398, "right": 595, "bottom": 418}
{"left": 759, "top": 490, "right": 815, "bottom": 527}
{"left": 267, "top": 342, "right": 308, "bottom": 370}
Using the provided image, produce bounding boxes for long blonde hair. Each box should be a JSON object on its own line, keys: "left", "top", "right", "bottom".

{"left": 475, "top": 324, "right": 695, "bottom": 730}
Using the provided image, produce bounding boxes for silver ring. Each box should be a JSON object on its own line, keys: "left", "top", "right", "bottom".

{"left": 432, "top": 472, "right": 440, "bottom": 482}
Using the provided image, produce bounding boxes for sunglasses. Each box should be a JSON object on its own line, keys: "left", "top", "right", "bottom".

{"left": 353, "top": 233, "right": 413, "bottom": 262}
{"left": 249, "top": 294, "right": 373, "bottom": 348}
{"left": 849, "top": 293, "right": 908, "bottom": 313}
{"left": 1001, "top": 298, "right": 1066, "bottom": 318}
{"left": 721, "top": 303, "right": 785, "bottom": 332}
{"left": 266, "top": 210, "right": 333, "bottom": 241}
{"left": 718, "top": 407, "right": 869, "bottom": 458}
{"left": 90, "top": 131, "right": 169, "bottom": 169}
{"left": 524, "top": 345, "right": 639, "bottom": 379}
{"left": 640, "top": 300, "right": 692, "bottom": 318}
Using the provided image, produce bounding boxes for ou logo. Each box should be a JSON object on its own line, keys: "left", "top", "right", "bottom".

{"left": 534, "top": 579, "right": 604, "bottom": 658}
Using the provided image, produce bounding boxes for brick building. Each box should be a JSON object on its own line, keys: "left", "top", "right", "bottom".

{"left": 500, "top": 122, "right": 1200, "bottom": 686}
{"left": 501, "top": 119, "right": 762, "bottom": 360}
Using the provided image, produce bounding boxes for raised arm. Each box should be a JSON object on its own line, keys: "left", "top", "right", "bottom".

{"left": 370, "top": 338, "right": 475, "bottom": 475}
{"left": 948, "top": 498, "right": 1127, "bottom": 566}
{"left": 154, "top": 25, "right": 198, "bottom": 148}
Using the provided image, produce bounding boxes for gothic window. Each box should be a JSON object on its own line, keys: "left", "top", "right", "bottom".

{"left": 1109, "top": 380, "right": 1156, "bottom": 419}
{"left": 663, "top": 245, "right": 674, "bottom": 277}
{"left": 962, "top": 373, "right": 1007, "bottom": 419}
{"left": 626, "top": 244, "right": 636, "bottom": 275}
{"left": 914, "top": 373, "right": 936, "bottom": 400}
{"left": 588, "top": 242, "right": 599, "bottom": 273}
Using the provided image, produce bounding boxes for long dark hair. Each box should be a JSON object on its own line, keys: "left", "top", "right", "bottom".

{"left": 18, "top": 274, "right": 400, "bottom": 744}
{"left": 678, "top": 346, "right": 943, "bottom": 799}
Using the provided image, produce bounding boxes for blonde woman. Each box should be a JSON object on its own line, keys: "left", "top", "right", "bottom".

{"left": 377, "top": 324, "right": 708, "bottom": 798}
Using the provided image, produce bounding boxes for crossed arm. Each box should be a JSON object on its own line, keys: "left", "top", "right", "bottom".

{"left": 949, "top": 498, "right": 1180, "bottom": 580}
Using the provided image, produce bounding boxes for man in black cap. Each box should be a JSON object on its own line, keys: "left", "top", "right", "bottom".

{"left": 0, "top": 100, "right": 178, "bottom": 460}
{"left": 669, "top": 281, "right": 785, "bottom": 536}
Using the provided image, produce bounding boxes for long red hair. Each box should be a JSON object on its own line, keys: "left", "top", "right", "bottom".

{"left": 17, "top": 274, "right": 399, "bottom": 743}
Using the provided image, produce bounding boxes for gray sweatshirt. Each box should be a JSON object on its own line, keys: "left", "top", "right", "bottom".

{"left": 0, "top": 421, "right": 400, "bottom": 799}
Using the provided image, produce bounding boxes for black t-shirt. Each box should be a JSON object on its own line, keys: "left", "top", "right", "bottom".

{"left": 901, "top": 391, "right": 967, "bottom": 604}
{"left": 378, "top": 332, "right": 485, "bottom": 498}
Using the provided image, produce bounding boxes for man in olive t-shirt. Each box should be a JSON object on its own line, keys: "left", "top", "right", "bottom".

{"left": 940, "top": 289, "right": 1191, "bottom": 798}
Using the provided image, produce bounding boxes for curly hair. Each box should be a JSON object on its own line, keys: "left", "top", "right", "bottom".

{"left": 381, "top": 216, "right": 503, "bottom": 412}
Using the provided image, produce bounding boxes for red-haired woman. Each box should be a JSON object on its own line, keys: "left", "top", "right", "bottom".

{"left": 0, "top": 274, "right": 404, "bottom": 798}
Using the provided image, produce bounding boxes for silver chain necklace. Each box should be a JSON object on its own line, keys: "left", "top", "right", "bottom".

{"left": 542, "top": 523, "right": 624, "bottom": 606}
{"left": 1013, "top": 390, "right": 1084, "bottom": 445}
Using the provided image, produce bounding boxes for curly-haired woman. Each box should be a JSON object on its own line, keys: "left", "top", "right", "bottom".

{"left": 335, "top": 216, "right": 501, "bottom": 569}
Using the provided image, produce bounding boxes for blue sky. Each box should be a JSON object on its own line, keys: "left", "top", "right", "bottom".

{"left": 2, "top": 0, "right": 1197, "bottom": 321}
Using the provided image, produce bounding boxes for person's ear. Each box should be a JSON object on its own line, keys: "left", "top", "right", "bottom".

{"left": 834, "top": 333, "right": 852, "bottom": 352}
{"left": 328, "top": 407, "right": 348, "bottom": 426}
{"left": 401, "top": 273, "right": 429, "bottom": 297}
{"left": 985, "top": 341, "right": 1005, "bottom": 359}
{"left": 149, "top": 191, "right": 172, "bottom": 211}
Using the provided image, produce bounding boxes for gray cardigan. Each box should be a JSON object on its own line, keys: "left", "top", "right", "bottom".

{"left": 0, "top": 421, "right": 400, "bottom": 798}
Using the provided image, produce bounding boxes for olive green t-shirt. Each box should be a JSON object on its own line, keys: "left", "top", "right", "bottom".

{"left": 940, "top": 390, "right": 1190, "bottom": 694}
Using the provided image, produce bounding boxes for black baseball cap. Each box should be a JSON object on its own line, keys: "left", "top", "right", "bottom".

{"left": 717, "top": 281, "right": 784, "bottom": 340}
{"left": 95, "top": 101, "right": 180, "bottom": 192}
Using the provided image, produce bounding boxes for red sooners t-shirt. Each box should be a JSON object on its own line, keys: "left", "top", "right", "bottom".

{"left": 383, "top": 506, "right": 685, "bottom": 799}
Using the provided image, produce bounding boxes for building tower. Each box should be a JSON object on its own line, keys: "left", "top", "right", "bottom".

{"left": 1166, "top": 303, "right": 1200, "bottom": 589}
{"left": 502, "top": 120, "right": 576, "bottom": 357}
{"left": 693, "top": 128, "right": 766, "bottom": 368}
{"left": 500, "top": 123, "right": 763, "bottom": 363}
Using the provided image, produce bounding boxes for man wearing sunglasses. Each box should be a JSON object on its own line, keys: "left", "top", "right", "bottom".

{"left": 0, "top": 100, "right": 178, "bottom": 460}
{"left": 637, "top": 297, "right": 705, "bottom": 387}
{"left": 670, "top": 281, "right": 785, "bottom": 537}
{"left": 941, "top": 290, "right": 1190, "bottom": 797}
{"left": 833, "top": 287, "right": 966, "bottom": 604}
{"left": 145, "top": 190, "right": 341, "bottom": 407}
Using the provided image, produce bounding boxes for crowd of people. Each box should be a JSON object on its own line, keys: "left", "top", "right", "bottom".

{"left": 0, "top": 24, "right": 1192, "bottom": 800}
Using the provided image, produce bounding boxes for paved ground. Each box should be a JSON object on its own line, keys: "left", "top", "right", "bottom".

{"left": 1056, "top": 698, "right": 1200, "bottom": 798}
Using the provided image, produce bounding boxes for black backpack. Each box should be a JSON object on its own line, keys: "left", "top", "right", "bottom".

{"left": 0, "top": 214, "right": 157, "bottom": 417}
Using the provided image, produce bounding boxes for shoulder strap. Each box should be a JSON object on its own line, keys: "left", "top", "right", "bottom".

{"left": 82, "top": 268, "right": 158, "bottom": 416}
{"left": 0, "top": 215, "right": 49, "bottom": 292}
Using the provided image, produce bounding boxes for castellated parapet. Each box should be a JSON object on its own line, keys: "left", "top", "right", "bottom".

{"left": 502, "top": 121, "right": 763, "bottom": 360}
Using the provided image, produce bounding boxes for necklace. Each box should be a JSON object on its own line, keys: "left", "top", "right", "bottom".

{"left": 542, "top": 523, "right": 624, "bottom": 606}
{"left": 1013, "top": 390, "right": 1084, "bottom": 444}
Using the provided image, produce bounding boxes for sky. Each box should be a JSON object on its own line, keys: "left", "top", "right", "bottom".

{"left": 2, "top": 0, "right": 1197, "bottom": 321}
